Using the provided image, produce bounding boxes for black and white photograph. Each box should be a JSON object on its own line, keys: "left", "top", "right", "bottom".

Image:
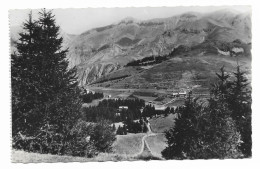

{"left": 7, "top": 2, "right": 255, "bottom": 164}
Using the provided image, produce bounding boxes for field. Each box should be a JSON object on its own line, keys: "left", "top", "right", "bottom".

{"left": 82, "top": 99, "right": 101, "bottom": 108}
{"left": 12, "top": 150, "right": 138, "bottom": 163}
{"left": 145, "top": 133, "right": 167, "bottom": 158}
{"left": 165, "top": 99, "right": 185, "bottom": 107}
{"left": 12, "top": 150, "right": 94, "bottom": 163}
{"left": 134, "top": 139, "right": 162, "bottom": 160}
{"left": 149, "top": 114, "right": 176, "bottom": 133}
{"left": 112, "top": 133, "right": 145, "bottom": 155}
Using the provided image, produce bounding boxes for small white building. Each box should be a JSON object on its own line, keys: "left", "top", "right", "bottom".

{"left": 172, "top": 92, "right": 179, "bottom": 97}
{"left": 85, "top": 89, "right": 95, "bottom": 94}
{"left": 155, "top": 106, "right": 167, "bottom": 111}
{"left": 179, "top": 91, "right": 187, "bottom": 98}
{"left": 172, "top": 91, "right": 187, "bottom": 98}
{"left": 86, "top": 89, "right": 91, "bottom": 94}
{"left": 119, "top": 106, "right": 128, "bottom": 111}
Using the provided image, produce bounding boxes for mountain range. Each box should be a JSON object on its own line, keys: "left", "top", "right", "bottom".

{"left": 10, "top": 9, "right": 252, "bottom": 88}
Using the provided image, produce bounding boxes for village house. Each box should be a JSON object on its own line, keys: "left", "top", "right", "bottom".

{"left": 119, "top": 106, "right": 128, "bottom": 111}
{"left": 155, "top": 106, "right": 167, "bottom": 111}
{"left": 85, "top": 89, "right": 95, "bottom": 94}
{"left": 172, "top": 91, "right": 187, "bottom": 98}
{"left": 172, "top": 92, "right": 179, "bottom": 98}
{"left": 179, "top": 91, "right": 187, "bottom": 98}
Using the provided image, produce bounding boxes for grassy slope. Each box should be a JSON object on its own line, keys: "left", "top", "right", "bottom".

{"left": 12, "top": 150, "right": 138, "bottom": 163}
{"left": 145, "top": 133, "right": 167, "bottom": 158}
{"left": 92, "top": 67, "right": 143, "bottom": 84}
{"left": 12, "top": 150, "right": 94, "bottom": 163}
{"left": 112, "top": 133, "right": 145, "bottom": 155}
{"left": 149, "top": 114, "right": 176, "bottom": 133}
{"left": 101, "top": 53, "right": 251, "bottom": 92}
{"left": 134, "top": 140, "right": 162, "bottom": 160}
{"left": 165, "top": 99, "right": 185, "bottom": 107}
{"left": 12, "top": 132, "right": 146, "bottom": 163}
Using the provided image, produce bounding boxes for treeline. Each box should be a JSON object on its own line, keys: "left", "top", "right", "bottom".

{"left": 11, "top": 9, "right": 116, "bottom": 158}
{"left": 80, "top": 90, "right": 104, "bottom": 103}
{"left": 81, "top": 98, "right": 174, "bottom": 123}
{"left": 81, "top": 98, "right": 175, "bottom": 135}
{"left": 126, "top": 55, "right": 168, "bottom": 66}
{"left": 116, "top": 118, "right": 149, "bottom": 135}
{"left": 125, "top": 45, "right": 191, "bottom": 67}
{"left": 81, "top": 99, "right": 147, "bottom": 134}
{"left": 81, "top": 99, "right": 144, "bottom": 123}
{"left": 162, "top": 66, "right": 251, "bottom": 159}
{"left": 124, "top": 118, "right": 149, "bottom": 134}
{"left": 81, "top": 106, "right": 142, "bottom": 123}
{"left": 142, "top": 105, "right": 175, "bottom": 118}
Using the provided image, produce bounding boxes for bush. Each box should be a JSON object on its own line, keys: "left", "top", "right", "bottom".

{"left": 66, "top": 120, "right": 116, "bottom": 157}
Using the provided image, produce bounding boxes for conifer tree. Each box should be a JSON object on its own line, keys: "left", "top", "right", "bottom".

{"left": 11, "top": 11, "right": 45, "bottom": 137}
{"left": 12, "top": 9, "right": 82, "bottom": 154}
{"left": 228, "top": 66, "right": 252, "bottom": 157}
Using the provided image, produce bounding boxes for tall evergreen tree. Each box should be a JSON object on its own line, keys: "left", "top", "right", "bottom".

{"left": 12, "top": 9, "right": 82, "bottom": 154}
{"left": 161, "top": 96, "right": 205, "bottom": 159}
{"left": 11, "top": 11, "right": 45, "bottom": 136}
{"left": 228, "top": 66, "right": 252, "bottom": 157}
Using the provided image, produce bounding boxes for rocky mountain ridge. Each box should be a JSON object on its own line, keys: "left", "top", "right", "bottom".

{"left": 10, "top": 9, "right": 251, "bottom": 86}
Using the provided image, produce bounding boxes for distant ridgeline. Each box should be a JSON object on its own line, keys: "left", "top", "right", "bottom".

{"left": 125, "top": 39, "right": 250, "bottom": 67}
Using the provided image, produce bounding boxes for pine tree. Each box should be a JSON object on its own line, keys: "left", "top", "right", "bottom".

{"left": 116, "top": 126, "right": 125, "bottom": 135}
{"left": 161, "top": 96, "right": 204, "bottom": 159}
{"left": 12, "top": 9, "right": 82, "bottom": 154}
{"left": 122, "top": 124, "right": 127, "bottom": 135}
{"left": 228, "top": 66, "right": 252, "bottom": 157}
{"left": 11, "top": 11, "right": 45, "bottom": 137}
{"left": 91, "top": 120, "right": 116, "bottom": 153}
{"left": 210, "top": 66, "right": 231, "bottom": 101}
{"left": 112, "top": 124, "right": 116, "bottom": 132}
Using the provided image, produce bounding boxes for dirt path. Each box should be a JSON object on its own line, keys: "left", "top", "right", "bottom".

{"left": 135, "top": 122, "right": 157, "bottom": 157}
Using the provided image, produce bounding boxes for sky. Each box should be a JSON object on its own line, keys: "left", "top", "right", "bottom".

{"left": 9, "top": 6, "right": 251, "bottom": 35}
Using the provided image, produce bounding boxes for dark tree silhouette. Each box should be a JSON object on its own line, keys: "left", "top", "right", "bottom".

{"left": 12, "top": 9, "right": 82, "bottom": 155}
{"left": 162, "top": 66, "right": 251, "bottom": 159}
